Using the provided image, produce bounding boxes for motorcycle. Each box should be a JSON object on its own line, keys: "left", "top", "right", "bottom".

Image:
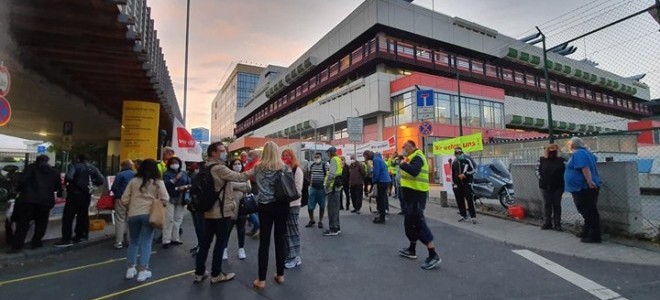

{"left": 471, "top": 160, "right": 515, "bottom": 208}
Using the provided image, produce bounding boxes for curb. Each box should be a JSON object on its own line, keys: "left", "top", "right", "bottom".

{"left": 0, "top": 234, "right": 114, "bottom": 268}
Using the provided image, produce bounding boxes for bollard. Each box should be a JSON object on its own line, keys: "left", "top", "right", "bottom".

{"left": 440, "top": 191, "right": 448, "bottom": 207}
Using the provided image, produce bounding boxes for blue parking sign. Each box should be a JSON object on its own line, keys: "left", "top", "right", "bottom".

{"left": 37, "top": 145, "right": 46, "bottom": 154}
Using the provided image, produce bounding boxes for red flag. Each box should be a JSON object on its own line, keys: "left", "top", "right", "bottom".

{"left": 176, "top": 127, "right": 196, "bottom": 148}
{"left": 387, "top": 136, "right": 395, "bottom": 147}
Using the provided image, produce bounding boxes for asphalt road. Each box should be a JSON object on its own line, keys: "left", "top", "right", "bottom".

{"left": 1, "top": 208, "right": 659, "bottom": 300}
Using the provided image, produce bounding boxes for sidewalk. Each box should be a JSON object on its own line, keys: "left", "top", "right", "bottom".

{"left": 389, "top": 185, "right": 660, "bottom": 267}
{"left": 0, "top": 217, "right": 114, "bottom": 267}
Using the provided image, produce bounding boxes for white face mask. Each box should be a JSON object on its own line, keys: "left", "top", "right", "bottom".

{"left": 232, "top": 165, "right": 242, "bottom": 172}
{"left": 314, "top": 158, "right": 321, "bottom": 163}
{"left": 350, "top": 159, "right": 356, "bottom": 164}
{"left": 170, "top": 164, "right": 180, "bottom": 171}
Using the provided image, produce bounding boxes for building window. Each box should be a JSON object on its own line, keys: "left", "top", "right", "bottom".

{"left": 386, "top": 92, "right": 414, "bottom": 126}
{"left": 502, "top": 68, "right": 513, "bottom": 81}
{"left": 435, "top": 93, "right": 451, "bottom": 124}
{"left": 485, "top": 64, "right": 497, "bottom": 78}
{"left": 467, "top": 99, "right": 481, "bottom": 127}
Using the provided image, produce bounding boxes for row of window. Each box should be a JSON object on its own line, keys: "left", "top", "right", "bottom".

{"left": 235, "top": 34, "right": 648, "bottom": 135}
{"left": 235, "top": 38, "right": 379, "bottom": 134}
{"left": 384, "top": 38, "right": 649, "bottom": 114}
{"left": 385, "top": 92, "right": 504, "bottom": 129}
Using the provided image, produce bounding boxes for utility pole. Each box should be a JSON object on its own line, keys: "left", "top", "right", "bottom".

{"left": 536, "top": 27, "right": 555, "bottom": 143}
{"left": 183, "top": 0, "right": 191, "bottom": 126}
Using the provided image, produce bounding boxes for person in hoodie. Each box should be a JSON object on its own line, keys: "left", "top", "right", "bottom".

{"left": 162, "top": 157, "right": 191, "bottom": 248}
{"left": 8, "top": 155, "right": 61, "bottom": 253}
{"left": 363, "top": 150, "right": 391, "bottom": 224}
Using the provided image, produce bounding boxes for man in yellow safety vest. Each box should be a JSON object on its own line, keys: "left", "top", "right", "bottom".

{"left": 323, "top": 147, "right": 343, "bottom": 236}
{"left": 397, "top": 140, "right": 441, "bottom": 270}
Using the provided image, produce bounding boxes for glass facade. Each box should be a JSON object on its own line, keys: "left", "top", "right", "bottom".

{"left": 386, "top": 91, "right": 504, "bottom": 129}
{"left": 237, "top": 72, "right": 259, "bottom": 108}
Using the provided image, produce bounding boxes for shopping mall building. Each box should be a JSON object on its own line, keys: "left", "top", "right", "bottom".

{"left": 232, "top": 0, "right": 654, "bottom": 153}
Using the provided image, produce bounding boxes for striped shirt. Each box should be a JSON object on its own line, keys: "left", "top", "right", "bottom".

{"left": 309, "top": 162, "right": 327, "bottom": 188}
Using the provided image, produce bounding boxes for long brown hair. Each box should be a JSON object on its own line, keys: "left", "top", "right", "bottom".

{"left": 544, "top": 143, "right": 559, "bottom": 158}
{"left": 281, "top": 148, "right": 300, "bottom": 169}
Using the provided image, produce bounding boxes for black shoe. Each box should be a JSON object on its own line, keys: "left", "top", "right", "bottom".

{"left": 54, "top": 240, "right": 73, "bottom": 248}
{"left": 398, "top": 248, "right": 417, "bottom": 259}
{"left": 350, "top": 210, "right": 357, "bottom": 213}
{"left": 162, "top": 243, "right": 171, "bottom": 249}
{"left": 172, "top": 241, "right": 184, "bottom": 245}
{"left": 540, "top": 224, "right": 552, "bottom": 230}
{"left": 397, "top": 212, "right": 405, "bottom": 215}
{"left": 372, "top": 217, "right": 385, "bottom": 224}
{"left": 575, "top": 231, "right": 587, "bottom": 238}
{"left": 554, "top": 226, "right": 563, "bottom": 232}
{"left": 323, "top": 230, "right": 339, "bottom": 236}
{"left": 580, "top": 237, "right": 602, "bottom": 244}
{"left": 72, "top": 236, "right": 88, "bottom": 243}
{"left": 355, "top": 211, "right": 361, "bottom": 215}
{"left": 421, "top": 254, "right": 442, "bottom": 270}
{"left": 305, "top": 220, "right": 316, "bottom": 228}
{"left": 318, "top": 222, "right": 324, "bottom": 229}
{"left": 189, "top": 246, "right": 199, "bottom": 253}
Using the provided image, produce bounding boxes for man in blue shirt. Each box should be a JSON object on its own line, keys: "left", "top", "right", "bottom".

{"left": 363, "top": 151, "right": 391, "bottom": 224}
{"left": 564, "top": 137, "right": 602, "bottom": 243}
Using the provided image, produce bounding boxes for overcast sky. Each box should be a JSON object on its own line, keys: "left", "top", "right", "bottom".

{"left": 148, "top": 0, "right": 649, "bottom": 130}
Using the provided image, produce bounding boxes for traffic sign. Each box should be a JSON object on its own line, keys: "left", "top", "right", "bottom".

{"left": 347, "top": 117, "right": 363, "bottom": 143}
{"left": 416, "top": 90, "right": 434, "bottom": 107}
{"left": 62, "top": 135, "right": 73, "bottom": 151}
{"left": 0, "top": 96, "right": 11, "bottom": 126}
{"left": 419, "top": 121, "right": 433, "bottom": 136}
{"left": 63, "top": 121, "right": 73, "bottom": 136}
{"left": 0, "top": 65, "right": 10, "bottom": 97}
{"left": 417, "top": 107, "right": 434, "bottom": 121}
{"left": 37, "top": 146, "right": 47, "bottom": 154}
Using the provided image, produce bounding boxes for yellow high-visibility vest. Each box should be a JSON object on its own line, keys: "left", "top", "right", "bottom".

{"left": 400, "top": 149, "right": 430, "bottom": 192}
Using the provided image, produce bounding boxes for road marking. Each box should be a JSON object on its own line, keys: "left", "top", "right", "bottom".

{"left": 513, "top": 249, "right": 628, "bottom": 300}
{"left": 91, "top": 270, "right": 194, "bottom": 300}
{"left": 0, "top": 251, "right": 156, "bottom": 286}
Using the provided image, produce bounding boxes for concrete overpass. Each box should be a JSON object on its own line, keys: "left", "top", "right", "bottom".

{"left": 0, "top": 0, "right": 181, "bottom": 144}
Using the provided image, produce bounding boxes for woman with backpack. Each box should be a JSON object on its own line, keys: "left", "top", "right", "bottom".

{"left": 121, "top": 159, "right": 169, "bottom": 282}
{"left": 243, "top": 141, "right": 290, "bottom": 290}
{"left": 162, "top": 157, "right": 191, "bottom": 248}
{"left": 281, "top": 149, "right": 304, "bottom": 269}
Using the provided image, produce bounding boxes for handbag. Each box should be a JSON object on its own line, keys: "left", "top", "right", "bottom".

{"left": 274, "top": 168, "right": 301, "bottom": 203}
{"left": 149, "top": 199, "right": 165, "bottom": 229}
{"left": 239, "top": 193, "right": 258, "bottom": 216}
{"left": 96, "top": 193, "right": 115, "bottom": 211}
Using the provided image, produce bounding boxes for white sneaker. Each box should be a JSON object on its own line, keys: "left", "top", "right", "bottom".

{"left": 114, "top": 242, "right": 123, "bottom": 249}
{"left": 238, "top": 248, "right": 246, "bottom": 260}
{"left": 137, "top": 270, "right": 152, "bottom": 282}
{"left": 223, "top": 248, "right": 228, "bottom": 260}
{"left": 125, "top": 267, "right": 137, "bottom": 280}
{"left": 284, "top": 256, "right": 302, "bottom": 269}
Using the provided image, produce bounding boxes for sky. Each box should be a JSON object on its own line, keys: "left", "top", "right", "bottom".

{"left": 147, "top": 0, "right": 656, "bottom": 131}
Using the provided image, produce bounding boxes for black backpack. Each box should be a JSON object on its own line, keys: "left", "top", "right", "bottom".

{"left": 190, "top": 162, "right": 222, "bottom": 212}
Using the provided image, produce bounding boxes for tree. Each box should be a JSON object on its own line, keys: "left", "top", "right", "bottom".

{"left": 221, "top": 137, "right": 235, "bottom": 144}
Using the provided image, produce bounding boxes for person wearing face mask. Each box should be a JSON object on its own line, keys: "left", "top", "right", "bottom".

{"left": 281, "top": 149, "right": 304, "bottom": 269}
{"left": 162, "top": 157, "right": 191, "bottom": 248}
{"left": 348, "top": 155, "right": 366, "bottom": 214}
{"left": 221, "top": 159, "right": 252, "bottom": 261}
{"left": 451, "top": 147, "right": 477, "bottom": 223}
{"left": 305, "top": 152, "right": 327, "bottom": 229}
{"left": 536, "top": 144, "right": 566, "bottom": 231}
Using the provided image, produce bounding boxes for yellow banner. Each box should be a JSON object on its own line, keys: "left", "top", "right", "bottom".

{"left": 432, "top": 132, "right": 483, "bottom": 155}
{"left": 120, "top": 101, "right": 160, "bottom": 161}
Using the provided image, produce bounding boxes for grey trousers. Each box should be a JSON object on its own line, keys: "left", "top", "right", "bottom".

{"left": 114, "top": 199, "right": 129, "bottom": 245}
{"left": 326, "top": 190, "right": 341, "bottom": 231}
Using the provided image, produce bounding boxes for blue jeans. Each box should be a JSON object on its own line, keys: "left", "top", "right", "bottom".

{"left": 127, "top": 214, "right": 155, "bottom": 268}
{"left": 248, "top": 213, "right": 260, "bottom": 234}
{"left": 307, "top": 187, "right": 327, "bottom": 212}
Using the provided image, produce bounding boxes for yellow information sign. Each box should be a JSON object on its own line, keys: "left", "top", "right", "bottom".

{"left": 432, "top": 132, "right": 484, "bottom": 155}
{"left": 120, "top": 101, "right": 160, "bottom": 161}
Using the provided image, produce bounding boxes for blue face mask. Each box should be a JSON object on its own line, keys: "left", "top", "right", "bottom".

{"left": 220, "top": 152, "right": 228, "bottom": 161}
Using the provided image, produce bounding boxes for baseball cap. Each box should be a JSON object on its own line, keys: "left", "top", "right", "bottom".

{"left": 326, "top": 146, "right": 337, "bottom": 154}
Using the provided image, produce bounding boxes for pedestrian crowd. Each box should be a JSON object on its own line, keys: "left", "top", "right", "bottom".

{"left": 5, "top": 136, "right": 602, "bottom": 287}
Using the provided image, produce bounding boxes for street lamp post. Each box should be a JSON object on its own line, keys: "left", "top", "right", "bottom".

{"left": 454, "top": 56, "right": 464, "bottom": 136}
{"left": 183, "top": 0, "right": 191, "bottom": 126}
{"left": 330, "top": 114, "right": 336, "bottom": 143}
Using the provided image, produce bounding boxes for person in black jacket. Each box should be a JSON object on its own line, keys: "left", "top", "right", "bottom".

{"left": 8, "top": 155, "right": 62, "bottom": 253}
{"left": 451, "top": 147, "right": 477, "bottom": 223}
{"left": 537, "top": 143, "right": 566, "bottom": 231}
{"left": 55, "top": 154, "right": 104, "bottom": 247}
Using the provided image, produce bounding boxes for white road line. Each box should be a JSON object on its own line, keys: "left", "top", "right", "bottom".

{"left": 512, "top": 249, "right": 628, "bottom": 300}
